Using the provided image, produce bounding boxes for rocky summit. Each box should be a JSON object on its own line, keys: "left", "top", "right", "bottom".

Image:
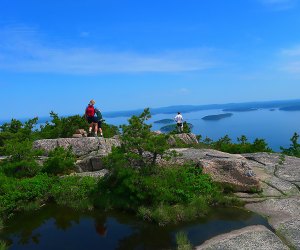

{"left": 32, "top": 134, "right": 300, "bottom": 249}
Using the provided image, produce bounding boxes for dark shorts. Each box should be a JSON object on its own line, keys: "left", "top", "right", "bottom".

{"left": 177, "top": 123, "right": 183, "bottom": 127}
{"left": 87, "top": 116, "right": 97, "bottom": 124}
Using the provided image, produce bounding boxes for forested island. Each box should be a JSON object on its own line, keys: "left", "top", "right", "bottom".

{"left": 154, "top": 119, "right": 174, "bottom": 124}
{"left": 202, "top": 113, "right": 233, "bottom": 121}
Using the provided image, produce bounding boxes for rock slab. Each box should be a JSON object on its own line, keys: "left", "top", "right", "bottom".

{"left": 166, "top": 148, "right": 260, "bottom": 192}
{"left": 196, "top": 225, "right": 289, "bottom": 250}
{"left": 246, "top": 198, "right": 300, "bottom": 249}
{"left": 33, "top": 137, "right": 121, "bottom": 157}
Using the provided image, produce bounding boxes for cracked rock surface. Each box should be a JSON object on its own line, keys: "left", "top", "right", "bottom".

{"left": 196, "top": 152, "right": 300, "bottom": 250}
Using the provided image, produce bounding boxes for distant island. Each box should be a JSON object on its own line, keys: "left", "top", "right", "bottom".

{"left": 223, "top": 108, "right": 258, "bottom": 112}
{"left": 160, "top": 123, "right": 193, "bottom": 133}
{"left": 154, "top": 119, "right": 174, "bottom": 124}
{"left": 2, "top": 99, "right": 300, "bottom": 123}
{"left": 279, "top": 105, "right": 300, "bottom": 111}
{"left": 202, "top": 113, "right": 233, "bottom": 121}
{"left": 101, "top": 99, "right": 300, "bottom": 118}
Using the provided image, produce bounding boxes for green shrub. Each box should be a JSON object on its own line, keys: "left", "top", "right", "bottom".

{"left": 39, "top": 112, "right": 89, "bottom": 139}
{"left": 211, "top": 135, "right": 272, "bottom": 154}
{"left": 97, "top": 163, "right": 219, "bottom": 212}
{"left": 120, "top": 108, "right": 170, "bottom": 167}
{"left": 137, "top": 196, "right": 209, "bottom": 225}
{"left": 1, "top": 139, "right": 43, "bottom": 163}
{"left": 38, "top": 112, "right": 119, "bottom": 139}
{"left": 281, "top": 132, "right": 300, "bottom": 157}
{"left": 0, "top": 241, "right": 8, "bottom": 250}
{"left": 50, "top": 176, "right": 97, "bottom": 210}
{"left": 169, "top": 121, "right": 192, "bottom": 134}
{"left": 42, "top": 147, "right": 76, "bottom": 175}
{"left": 0, "top": 174, "right": 54, "bottom": 218}
{"left": 1, "top": 160, "right": 42, "bottom": 178}
{"left": 176, "top": 232, "right": 193, "bottom": 250}
{"left": 102, "top": 122, "right": 120, "bottom": 138}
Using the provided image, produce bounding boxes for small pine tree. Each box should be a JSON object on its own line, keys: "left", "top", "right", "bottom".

{"left": 120, "top": 108, "right": 170, "bottom": 167}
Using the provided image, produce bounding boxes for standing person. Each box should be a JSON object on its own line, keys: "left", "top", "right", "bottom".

{"left": 95, "top": 108, "right": 104, "bottom": 137}
{"left": 174, "top": 112, "right": 184, "bottom": 133}
{"left": 85, "top": 99, "right": 98, "bottom": 136}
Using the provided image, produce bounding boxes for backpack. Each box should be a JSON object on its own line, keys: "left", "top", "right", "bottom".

{"left": 95, "top": 109, "right": 103, "bottom": 121}
{"left": 86, "top": 105, "right": 95, "bottom": 117}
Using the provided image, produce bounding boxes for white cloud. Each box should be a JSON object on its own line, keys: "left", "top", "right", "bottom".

{"left": 281, "top": 61, "right": 300, "bottom": 73}
{"left": 259, "top": 0, "right": 297, "bottom": 10}
{"left": 0, "top": 26, "right": 220, "bottom": 75}
{"left": 279, "top": 45, "right": 300, "bottom": 73}
{"left": 281, "top": 46, "right": 300, "bottom": 56}
{"left": 79, "top": 31, "right": 90, "bottom": 38}
{"left": 178, "top": 88, "right": 190, "bottom": 94}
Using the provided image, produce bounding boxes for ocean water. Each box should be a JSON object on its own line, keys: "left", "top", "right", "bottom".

{"left": 105, "top": 109, "right": 300, "bottom": 152}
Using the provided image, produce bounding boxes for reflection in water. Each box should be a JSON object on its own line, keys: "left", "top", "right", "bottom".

{"left": 0, "top": 205, "right": 272, "bottom": 250}
{"left": 95, "top": 219, "right": 107, "bottom": 237}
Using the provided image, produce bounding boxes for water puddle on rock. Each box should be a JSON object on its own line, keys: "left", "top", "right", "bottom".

{"left": 0, "top": 205, "right": 271, "bottom": 250}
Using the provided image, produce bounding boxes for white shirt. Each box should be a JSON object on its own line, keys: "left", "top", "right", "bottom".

{"left": 174, "top": 114, "right": 183, "bottom": 123}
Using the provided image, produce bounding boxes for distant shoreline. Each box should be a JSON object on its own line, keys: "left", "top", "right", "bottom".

{"left": 1, "top": 98, "right": 300, "bottom": 123}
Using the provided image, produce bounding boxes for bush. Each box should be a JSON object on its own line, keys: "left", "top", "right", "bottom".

{"left": 0, "top": 241, "right": 8, "bottom": 250}
{"left": 102, "top": 122, "right": 120, "bottom": 138}
{"left": 1, "top": 160, "right": 42, "bottom": 178}
{"left": 139, "top": 196, "right": 209, "bottom": 226}
{"left": 211, "top": 135, "right": 272, "bottom": 154}
{"left": 120, "top": 108, "right": 170, "bottom": 168}
{"left": 39, "top": 112, "right": 89, "bottom": 139}
{"left": 42, "top": 147, "right": 76, "bottom": 175}
{"left": 50, "top": 176, "right": 97, "bottom": 210}
{"left": 1, "top": 139, "right": 43, "bottom": 163}
{"left": 96, "top": 163, "right": 220, "bottom": 212}
{"left": 281, "top": 132, "right": 300, "bottom": 157}
{"left": 0, "top": 174, "right": 54, "bottom": 218}
{"left": 169, "top": 121, "right": 192, "bottom": 134}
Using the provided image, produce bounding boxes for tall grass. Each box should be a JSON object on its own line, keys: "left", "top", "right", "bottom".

{"left": 0, "top": 241, "right": 8, "bottom": 250}
{"left": 176, "top": 231, "right": 193, "bottom": 250}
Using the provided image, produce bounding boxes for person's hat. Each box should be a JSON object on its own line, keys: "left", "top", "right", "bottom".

{"left": 90, "top": 99, "right": 96, "bottom": 105}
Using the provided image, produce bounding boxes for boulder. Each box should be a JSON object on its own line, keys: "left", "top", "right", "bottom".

{"left": 168, "top": 133, "right": 199, "bottom": 146}
{"left": 164, "top": 148, "right": 260, "bottom": 192}
{"left": 196, "top": 225, "right": 289, "bottom": 250}
{"left": 70, "top": 169, "right": 109, "bottom": 178}
{"left": 72, "top": 134, "right": 83, "bottom": 138}
{"left": 76, "top": 154, "right": 107, "bottom": 172}
{"left": 33, "top": 137, "right": 121, "bottom": 157}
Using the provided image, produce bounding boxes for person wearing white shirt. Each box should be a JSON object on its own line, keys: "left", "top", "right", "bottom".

{"left": 174, "top": 112, "right": 184, "bottom": 133}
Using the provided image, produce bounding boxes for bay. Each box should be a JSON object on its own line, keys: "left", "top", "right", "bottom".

{"left": 106, "top": 109, "right": 300, "bottom": 152}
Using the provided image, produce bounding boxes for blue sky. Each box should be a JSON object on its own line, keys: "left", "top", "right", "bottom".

{"left": 0, "top": 0, "right": 300, "bottom": 119}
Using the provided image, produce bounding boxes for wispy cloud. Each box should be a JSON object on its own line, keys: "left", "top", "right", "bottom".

{"left": 178, "top": 88, "right": 190, "bottom": 94}
{"left": 79, "top": 31, "right": 90, "bottom": 38}
{"left": 259, "top": 0, "right": 297, "bottom": 10}
{"left": 279, "top": 45, "right": 300, "bottom": 73}
{"left": 0, "top": 26, "right": 220, "bottom": 75}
